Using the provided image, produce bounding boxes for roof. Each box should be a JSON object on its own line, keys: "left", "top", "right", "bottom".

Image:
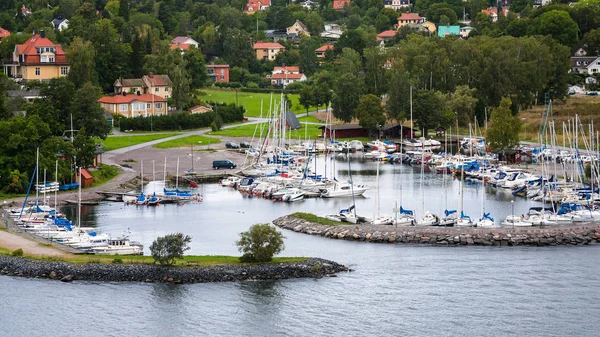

{"left": 143, "top": 74, "right": 172, "bottom": 87}
{"left": 398, "top": 13, "right": 424, "bottom": 21}
{"left": 438, "top": 25, "right": 460, "bottom": 37}
{"left": 169, "top": 43, "right": 192, "bottom": 51}
{"left": 80, "top": 168, "right": 93, "bottom": 180}
{"left": 315, "top": 44, "right": 334, "bottom": 52}
{"left": 274, "top": 66, "right": 299, "bottom": 73}
{"left": 206, "top": 63, "right": 230, "bottom": 68}
{"left": 98, "top": 94, "right": 167, "bottom": 104}
{"left": 114, "top": 78, "right": 144, "bottom": 87}
{"left": 285, "top": 111, "right": 301, "bottom": 130}
{"left": 253, "top": 41, "right": 285, "bottom": 49}
{"left": 570, "top": 56, "right": 599, "bottom": 68}
{"left": 51, "top": 18, "right": 68, "bottom": 27}
{"left": 6, "top": 89, "right": 41, "bottom": 97}
{"left": 271, "top": 73, "right": 305, "bottom": 80}
{"left": 293, "top": 20, "right": 308, "bottom": 31}
{"left": 319, "top": 124, "right": 364, "bottom": 131}
{"left": 0, "top": 27, "right": 10, "bottom": 38}
{"left": 482, "top": 8, "right": 510, "bottom": 16}
{"left": 171, "top": 36, "right": 195, "bottom": 44}
{"left": 17, "top": 34, "right": 65, "bottom": 56}
{"left": 377, "top": 30, "right": 398, "bottom": 41}
{"left": 190, "top": 104, "right": 213, "bottom": 112}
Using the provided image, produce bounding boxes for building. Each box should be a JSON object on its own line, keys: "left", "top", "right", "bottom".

{"left": 6, "top": 89, "right": 42, "bottom": 103}
{"left": 397, "top": 13, "right": 426, "bottom": 27}
{"left": 170, "top": 36, "right": 199, "bottom": 53}
{"left": 533, "top": 0, "right": 551, "bottom": 6}
{"left": 245, "top": 0, "right": 271, "bottom": 13}
{"left": 189, "top": 104, "right": 213, "bottom": 114}
{"left": 206, "top": 63, "right": 230, "bottom": 83}
{"left": 0, "top": 27, "right": 10, "bottom": 41}
{"left": 270, "top": 73, "right": 306, "bottom": 87}
{"left": 321, "top": 24, "right": 345, "bottom": 41}
{"left": 287, "top": 20, "right": 310, "bottom": 37}
{"left": 285, "top": 111, "right": 301, "bottom": 130}
{"left": 273, "top": 66, "right": 299, "bottom": 74}
{"left": 481, "top": 8, "right": 510, "bottom": 22}
{"left": 98, "top": 93, "right": 168, "bottom": 118}
{"left": 74, "top": 168, "right": 94, "bottom": 188}
{"left": 459, "top": 26, "right": 475, "bottom": 39}
{"left": 320, "top": 124, "right": 369, "bottom": 138}
{"left": 570, "top": 56, "right": 600, "bottom": 75}
{"left": 113, "top": 74, "right": 173, "bottom": 99}
{"left": 50, "top": 17, "right": 69, "bottom": 31}
{"left": 420, "top": 21, "right": 437, "bottom": 34}
{"left": 333, "top": 0, "right": 350, "bottom": 9}
{"left": 253, "top": 42, "right": 285, "bottom": 60}
{"left": 384, "top": 0, "right": 411, "bottom": 10}
{"left": 377, "top": 30, "right": 398, "bottom": 42}
{"left": 438, "top": 25, "right": 460, "bottom": 38}
{"left": 2, "top": 31, "right": 69, "bottom": 81}
{"left": 265, "top": 30, "right": 289, "bottom": 42}
{"left": 315, "top": 44, "right": 334, "bottom": 58}
{"left": 300, "top": 0, "right": 319, "bottom": 10}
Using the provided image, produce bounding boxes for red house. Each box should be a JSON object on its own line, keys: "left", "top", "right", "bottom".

{"left": 333, "top": 0, "right": 350, "bottom": 10}
{"left": 207, "top": 63, "right": 229, "bottom": 83}
{"left": 74, "top": 168, "right": 94, "bottom": 187}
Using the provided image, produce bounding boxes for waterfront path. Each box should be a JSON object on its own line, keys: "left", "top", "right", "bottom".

{"left": 0, "top": 230, "right": 68, "bottom": 256}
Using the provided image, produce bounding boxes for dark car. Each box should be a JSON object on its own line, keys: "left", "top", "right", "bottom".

{"left": 225, "top": 142, "right": 240, "bottom": 149}
{"left": 213, "top": 160, "right": 237, "bottom": 169}
{"left": 240, "top": 141, "right": 251, "bottom": 148}
{"left": 587, "top": 91, "right": 599, "bottom": 96}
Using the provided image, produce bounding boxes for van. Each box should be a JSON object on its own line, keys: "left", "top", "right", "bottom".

{"left": 212, "top": 160, "right": 237, "bottom": 169}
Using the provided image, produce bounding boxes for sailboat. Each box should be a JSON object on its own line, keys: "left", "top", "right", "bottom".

{"left": 147, "top": 192, "right": 160, "bottom": 206}
{"left": 475, "top": 162, "right": 495, "bottom": 228}
{"left": 371, "top": 159, "right": 394, "bottom": 225}
{"left": 184, "top": 144, "right": 196, "bottom": 175}
{"left": 416, "top": 131, "right": 439, "bottom": 226}
{"left": 455, "top": 157, "right": 473, "bottom": 227}
{"left": 135, "top": 160, "right": 147, "bottom": 205}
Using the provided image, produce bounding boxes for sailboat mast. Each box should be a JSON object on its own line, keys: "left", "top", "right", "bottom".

{"left": 163, "top": 157, "right": 167, "bottom": 184}
{"left": 77, "top": 168, "right": 81, "bottom": 229}
{"left": 410, "top": 86, "right": 413, "bottom": 137}
{"left": 55, "top": 160, "right": 58, "bottom": 213}
{"left": 140, "top": 160, "right": 144, "bottom": 193}
{"left": 176, "top": 157, "right": 179, "bottom": 189}
{"left": 35, "top": 147, "right": 39, "bottom": 206}
{"left": 373, "top": 159, "right": 380, "bottom": 222}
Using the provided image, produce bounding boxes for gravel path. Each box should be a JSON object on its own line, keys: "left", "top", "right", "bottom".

{"left": 0, "top": 230, "right": 68, "bottom": 256}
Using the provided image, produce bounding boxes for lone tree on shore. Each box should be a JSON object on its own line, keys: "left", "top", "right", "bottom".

{"left": 150, "top": 233, "right": 192, "bottom": 266}
{"left": 236, "top": 224, "right": 285, "bottom": 263}
{"left": 486, "top": 97, "right": 522, "bottom": 159}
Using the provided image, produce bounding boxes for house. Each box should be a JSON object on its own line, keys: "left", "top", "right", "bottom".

{"left": 397, "top": 13, "right": 426, "bottom": 27}
{"left": 533, "top": 0, "right": 551, "bottom": 6}
{"left": 171, "top": 36, "right": 199, "bottom": 49}
{"left": 384, "top": 0, "right": 411, "bottom": 10}
{"left": 253, "top": 42, "right": 285, "bottom": 60}
{"left": 273, "top": 66, "right": 300, "bottom": 74}
{"left": 170, "top": 43, "right": 192, "bottom": 53}
{"left": 20, "top": 5, "right": 32, "bottom": 16}
{"left": 2, "top": 31, "right": 69, "bottom": 81}
{"left": 265, "top": 30, "right": 289, "bottom": 42}
{"left": 481, "top": 8, "right": 510, "bottom": 22}
{"left": 459, "top": 26, "right": 475, "bottom": 39}
{"left": 0, "top": 27, "right": 10, "bottom": 41}
{"left": 6, "top": 89, "right": 42, "bottom": 103}
{"left": 333, "top": 0, "right": 350, "bottom": 10}
{"left": 321, "top": 24, "right": 344, "bottom": 41}
{"left": 300, "top": 0, "right": 319, "bottom": 10}
{"left": 287, "top": 20, "right": 310, "bottom": 37}
{"left": 315, "top": 44, "right": 334, "bottom": 58}
{"left": 270, "top": 72, "right": 306, "bottom": 87}
{"left": 570, "top": 57, "right": 600, "bottom": 75}
{"left": 189, "top": 104, "right": 213, "bottom": 114}
{"left": 438, "top": 25, "right": 460, "bottom": 38}
{"left": 98, "top": 93, "right": 168, "bottom": 118}
{"left": 574, "top": 47, "right": 587, "bottom": 57}
{"left": 320, "top": 124, "right": 369, "bottom": 138}
{"left": 113, "top": 74, "right": 173, "bottom": 99}
{"left": 377, "top": 30, "right": 398, "bottom": 42}
{"left": 50, "top": 17, "right": 69, "bottom": 31}
{"left": 245, "top": 0, "right": 271, "bottom": 13}
{"left": 420, "top": 21, "right": 437, "bottom": 33}
{"left": 206, "top": 63, "right": 229, "bottom": 83}
{"left": 74, "top": 168, "right": 94, "bottom": 187}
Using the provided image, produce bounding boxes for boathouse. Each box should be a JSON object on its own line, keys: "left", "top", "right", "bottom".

{"left": 74, "top": 168, "right": 94, "bottom": 187}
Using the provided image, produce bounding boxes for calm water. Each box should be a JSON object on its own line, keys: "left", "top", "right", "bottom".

{"left": 2, "top": 156, "right": 599, "bottom": 336}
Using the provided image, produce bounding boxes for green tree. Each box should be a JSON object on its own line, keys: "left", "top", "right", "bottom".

{"left": 356, "top": 94, "right": 387, "bottom": 135}
{"left": 364, "top": 47, "right": 388, "bottom": 96}
{"left": 583, "top": 29, "right": 600, "bottom": 55}
{"left": 150, "top": 233, "right": 192, "bottom": 265}
{"left": 184, "top": 47, "right": 208, "bottom": 89}
{"left": 304, "top": 12, "right": 324, "bottom": 36}
{"left": 92, "top": 19, "right": 132, "bottom": 91}
{"left": 530, "top": 10, "right": 579, "bottom": 46}
{"left": 386, "top": 65, "right": 411, "bottom": 123}
{"left": 67, "top": 38, "right": 97, "bottom": 87}
{"left": 221, "top": 28, "right": 253, "bottom": 68}
{"left": 446, "top": 85, "right": 478, "bottom": 127}
{"left": 375, "top": 14, "right": 391, "bottom": 33}
{"left": 0, "top": 74, "right": 7, "bottom": 120}
{"left": 59, "top": 0, "right": 81, "bottom": 18}
{"left": 486, "top": 97, "right": 521, "bottom": 157}
{"left": 236, "top": 224, "right": 285, "bottom": 263}
{"left": 332, "top": 73, "right": 363, "bottom": 123}
{"left": 413, "top": 90, "right": 452, "bottom": 132}
{"left": 299, "top": 85, "right": 314, "bottom": 117}
{"left": 170, "top": 61, "right": 192, "bottom": 111}
{"left": 298, "top": 37, "right": 320, "bottom": 76}
{"left": 118, "top": 0, "right": 129, "bottom": 20}
{"left": 70, "top": 83, "right": 111, "bottom": 139}
{"left": 72, "top": 128, "right": 97, "bottom": 167}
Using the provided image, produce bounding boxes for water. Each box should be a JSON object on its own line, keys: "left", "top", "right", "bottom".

{"left": 3, "top": 156, "right": 599, "bottom": 336}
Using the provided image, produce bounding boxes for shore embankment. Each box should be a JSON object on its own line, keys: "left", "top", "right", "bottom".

{"left": 273, "top": 215, "right": 600, "bottom": 246}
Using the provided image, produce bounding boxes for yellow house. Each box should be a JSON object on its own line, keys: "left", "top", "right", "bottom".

{"left": 287, "top": 20, "right": 310, "bottom": 37}
{"left": 253, "top": 42, "right": 285, "bottom": 60}
{"left": 113, "top": 74, "right": 173, "bottom": 100}
{"left": 3, "top": 31, "right": 69, "bottom": 81}
{"left": 98, "top": 93, "right": 168, "bottom": 118}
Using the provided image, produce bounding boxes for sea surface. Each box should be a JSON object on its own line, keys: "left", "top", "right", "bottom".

{"left": 2, "top": 155, "right": 599, "bottom": 336}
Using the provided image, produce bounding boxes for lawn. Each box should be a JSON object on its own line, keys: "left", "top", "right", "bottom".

{"left": 209, "top": 122, "right": 324, "bottom": 139}
{"left": 297, "top": 115, "right": 324, "bottom": 124}
{"left": 90, "top": 165, "right": 120, "bottom": 187}
{"left": 199, "top": 89, "right": 317, "bottom": 117}
{"left": 101, "top": 133, "right": 178, "bottom": 151}
{"left": 153, "top": 135, "right": 221, "bottom": 149}
{"left": 291, "top": 212, "right": 347, "bottom": 226}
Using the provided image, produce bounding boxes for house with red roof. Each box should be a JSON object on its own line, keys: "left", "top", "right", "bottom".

{"left": 270, "top": 66, "right": 306, "bottom": 87}
{"left": 169, "top": 36, "right": 199, "bottom": 53}
{"left": 114, "top": 74, "right": 173, "bottom": 99}
{"left": 2, "top": 31, "right": 69, "bottom": 81}
{"left": 98, "top": 93, "right": 168, "bottom": 118}
{"left": 206, "top": 63, "right": 230, "bottom": 83}
{"left": 253, "top": 41, "right": 285, "bottom": 60}
{"left": 481, "top": 7, "right": 511, "bottom": 22}
{"left": 377, "top": 30, "right": 398, "bottom": 42}
{"left": 0, "top": 27, "right": 10, "bottom": 41}
{"left": 315, "top": 44, "right": 334, "bottom": 58}
{"left": 245, "top": 0, "right": 271, "bottom": 14}
{"left": 333, "top": 0, "right": 350, "bottom": 10}
{"left": 397, "top": 13, "right": 426, "bottom": 27}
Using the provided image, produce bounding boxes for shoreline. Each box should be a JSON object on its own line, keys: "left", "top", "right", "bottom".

{"left": 273, "top": 215, "right": 600, "bottom": 246}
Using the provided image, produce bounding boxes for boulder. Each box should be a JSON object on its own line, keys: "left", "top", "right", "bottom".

{"left": 60, "top": 275, "right": 74, "bottom": 282}
{"left": 49, "top": 271, "right": 57, "bottom": 279}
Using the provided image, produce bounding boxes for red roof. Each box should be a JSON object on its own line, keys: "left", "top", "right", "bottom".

{"left": 271, "top": 73, "right": 305, "bottom": 80}
{"left": 143, "top": 74, "right": 172, "bottom": 87}
{"left": 482, "top": 8, "right": 510, "bottom": 16}
{"left": 15, "top": 34, "right": 67, "bottom": 64}
{"left": 80, "top": 168, "right": 93, "bottom": 180}
{"left": 333, "top": 0, "right": 350, "bottom": 9}
{"left": 170, "top": 43, "right": 191, "bottom": 51}
{"left": 315, "top": 44, "right": 334, "bottom": 52}
{"left": 377, "top": 30, "right": 398, "bottom": 41}
{"left": 0, "top": 27, "right": 10, "bottom": 38}
{"left": 398, "top": 13, "right": 424, "bottom": 21}
{"left": 207, "top": 63, "right": 229, "bottom": 69}
{"left": 98, "top": 94, "right": 167, "bottom": 104}
{"left": 253, "top": 42, "right": 285, "bottom": 49}
{"left": 274, "top": 66, "right": 299, "bottom": 73}
{"left": 171, "top": 36, "right": 194, "bottom": 44}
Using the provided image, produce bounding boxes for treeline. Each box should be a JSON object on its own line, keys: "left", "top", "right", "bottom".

{"left": 117, "top": 103, "right": 245, "bottom": 132}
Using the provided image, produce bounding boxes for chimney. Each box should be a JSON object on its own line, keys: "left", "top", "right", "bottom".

{"left": 40, "top": 30, "right": 45, "bottom": 38}
{"left": 122, "top": 91, "right": 127, "bottom": 96}
{"left": 32, "top": 29, "right": 37, "bottom": 36}
{"left": 137, "top": 91, "right": 141, "bottom": 96}
{"left": 148, "top": 72, "right": 154, "bottom": 78}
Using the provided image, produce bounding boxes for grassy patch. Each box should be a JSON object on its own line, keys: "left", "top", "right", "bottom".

{"left": 0, "top": 193, "right": 26, "bottom": 201}
{"left": 38, "top": 243, "right": 52, "bottom": 247}
{"left": 199, "top": 89, "right": 317, "bottom": 117}
{"left": 291, "top": 212, "right": 347, "bottom": 226}
{"left": 297, "top": 115, "right": 324, "bottom": 124}
{"left": 101, "top": 133, "right": 178, "bottom": 151}
{"left": 209, "top": 123, "right": 323, "bottom": 140}
{"left": 90, "top": 165, "right": 120, "bottom": 187}
{"left": 337, "top": 137, "right": 372, "bottom": 143}
{"left": 153, "top": 135, "right": 221, "bottom": 149}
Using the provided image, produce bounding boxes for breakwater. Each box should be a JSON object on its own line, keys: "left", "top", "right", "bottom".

{"left": 273, "top": 215, "right": 600, "bottom": 246}
{"left": 0, "top": 256, "right": 348, "bottom": 283}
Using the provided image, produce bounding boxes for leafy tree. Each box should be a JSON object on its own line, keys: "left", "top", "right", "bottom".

{"left": 0, "top": 74, "right": 7, "bottom": 120}
{"left": 446, "top": 85, "right": 478, "bottom": 127}
{"left": 583, "top": 29, "right": 600, "bottom": 55}
{"left": 67, "top": 38, "right": 97, "bottom": 87}
{"left": 530, "top": 10, "right": 579, "bottom": 46}
{"left": 118, "top": 0, "right": 129, "bottom": 20}
{"left": 150, "top": 232, "right": 192, "bottom": 265}
{"left": 363, "top": 47, "right": 388, "bottom": 96}
{"left": 184, "top": 47, "right": 208, "bottom": 89}
{"left": 356, "top": 94, "right": 387, "bottom": 135}
{"left": 332, "top": 73, "right": 362, "bottom": 123}
{"left": 486, "top": 97, "right": 521, "bottom": 156}
{"left": 73, "top": 128, "right": 97, "bottom": 167}
{"left": 375, "top": 14, "right": 391, "bottom": 33}
{"left": 299, "top": 85, "right": 314, "bottom": 117}
{"left": 413, "top": 90, "right": 452, "bottom": 132}
{"left": 170, "top": 61, "right": 192, "bottom": 111}
{"left": 221, "top": 28, "right": 253, "bottom": 68}
{"left": 236, "top": 224, "right": 285, "bottom": 263}
{"left": 298, "top": 37, "right": 320, "bottom": 76}
{"left": 304, "top": 12, "right": 324, "bottom": 36}
{"left": 386, "top": 65, "right": 411, "bottom": 123}
{"left": 59, "top": 0, "right": 81, "bottom": 19}
{"left": 92, "top": 19, "right": 132, "bottom": 91}
{"left": 70, "top": 83, "right": 111, "bottom": 139}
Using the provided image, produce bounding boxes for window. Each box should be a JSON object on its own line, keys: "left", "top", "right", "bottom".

{"left": 165, "top": 87, "right": 169, "bottom": 92}
{"left": 60, "top": 67, "right": 68, "bottom": 75}
{"left": 133, "top": 103, "right": 145, "bottom": 111}
{"left": 49, "top": 56, "right": 54, "bottom": 62}
{"left": 155, "top": 103, "right": 163, "bottom": 109}
{"left": 147, "top": 103, "right": 151, "bottom": 109}
{"left": 220, "top": 75, "right": 225, "bottom": 80}
{"left": 155, "top": 87, "right": 159, "bottom": 92}
{"left": 119, "top": 104, "right": 128, "bottom": 112}
{"left": 35, "top": 67, "right": 40, "bottom": 76}
{"left": 41, "top": 56, "right": 47, "bottom": 62}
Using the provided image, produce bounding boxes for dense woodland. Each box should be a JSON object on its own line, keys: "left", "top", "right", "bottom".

{"left": 0, "top": 0, "right": 598, "bottom": 192}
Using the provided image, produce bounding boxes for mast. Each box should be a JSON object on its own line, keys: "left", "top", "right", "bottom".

{"left": 176, "top": 157, "right": 179, "bottom": 189}
{"left": 409, "top": 86, "right": 413, "bottom": 138}
{"left": 140, "top": 160, "right": 144, "bottom": 194}
{"left": 163, "top": 157, "right": 167, "bottom": 184}
{"left": 35, "top": 147, "right": 39, "bottom": 206}
{"left": 54, "top": 160, "right": 58, "bottom": 213}
{"left": 372, "top": 159, "right": 380, "bottom": 223}
{"left": 77, "top": 167, "right": 81, "bottom": 229}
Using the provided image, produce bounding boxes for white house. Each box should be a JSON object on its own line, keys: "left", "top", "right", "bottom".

{"left": 571, "top": 56, "right": 600, "bottom": 75}
{"left": 50, "top": 17, "right": 69, "bottom": 31}
{"left": 170, "top": 36, "right": 200, "bottom": 49}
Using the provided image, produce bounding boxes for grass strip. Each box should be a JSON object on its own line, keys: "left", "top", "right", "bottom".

{"left": 153, "top": 135, "right": 221, "bottom": 149}
{"left": 101, "top": 133, "right": 178, "bottom": 151}
{"left": 291, "top": 212, "right": 347, "bottom": 226}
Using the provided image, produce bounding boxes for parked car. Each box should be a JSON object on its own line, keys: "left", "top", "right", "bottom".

{"left": 225, "top": 142, "right": 240, "bottom": 149}
{"left": 240, "top": 141, "right": 251, "bottom": 148}
{"left": 213, "top": 160, "right": 237, "bottom": 169}
{"left": 586, "top": 91, "right": 598, "bottom": 96}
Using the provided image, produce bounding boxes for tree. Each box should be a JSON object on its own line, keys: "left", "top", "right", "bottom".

{"left": 386, "top": 65, "right": 411, "bottom": 123}
{"left": 530, "top": 10, "right": 579, "bottom": 46}
{"left": 364, "top": 47, "right": 388, "bottom": 96}
{"left": 356, "top": 94, "right": 387, "bottom": 135}
{"left": 236, "top": 224, "right": 285, "bottom": 263}
{"left": 184, "top": 47, "right": 208, "bottom": 89}
{"left": 304, "top": 12, "right": 324, "bottom": 36}
{"left": 332, "top": 73, "right": 363, "bottom": 123}
{"left": 583, "top": 29, "right": 600, "bottom": 55}
{"left": 67, "top": 38, "right": 97, "bottom": 87}
{"left": 118, "top": 0, "right": 129, "bottom": 20}
{"left": 70, "top": 83, "right": 111, "bottom": 139}
{"left": 299, "top": 85, "right": 314, "bottom": 117}
{"left": 150, "top": 233, "right": 192, "bottom": 265}
{"left": 413, "top": 90, "right": 452, "bottom": 132}
{"left": 446, "top": 85, "right": 478, "bottom": 127}
{"left": 0, "top": 74, "right": 7, "bottom": 120}
{"left": 486, "top": 97, "right": 521, "bottom": 157}
{"left": 298, "top": 37, "right": 320, "bottom": 76}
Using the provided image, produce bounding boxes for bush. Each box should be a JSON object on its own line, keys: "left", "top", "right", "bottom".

{"left": 11, "top": 248, "right": 23, "bottom": 257}
{"left": 236, "top": 224, "right": 285, "bottom": 263}
{"left": 150, "top": 233, "right": 192, "bottom": 265}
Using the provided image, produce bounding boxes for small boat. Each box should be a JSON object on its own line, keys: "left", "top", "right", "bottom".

{"left": 439, "top": 209, "right": 458, "bottom": 226}
{"left": 416, "top": 211, "right": 440, "bottom": 226}
{"left": 147, "top": 192, "right": 160, "bottom": 206}
{"left": 475, "top": 212, "right": 496, "bottom": 228}
{"left": 135, "top": 192, "right": 147, "bottom": 206}
{"left": 189, "top": 181, "right": 199, "bottom": 188}
{"left": 501, "top": 215, "right": 532, "bottom": 227}
{"left": 455, "top": 212, "right": 473, "bottom": 227}
{"left": 283, "top": 188, "right": 305, "bottom": 202}
{"left": 92, "top": 235, "right": 143, "bottom": 255}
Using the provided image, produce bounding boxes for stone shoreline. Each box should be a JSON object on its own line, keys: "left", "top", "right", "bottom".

{"left": 273, "top": 215, "right": 600, "bottom": 246}
{"left": 0, "top": 256, "right": 348, "bottom": 283}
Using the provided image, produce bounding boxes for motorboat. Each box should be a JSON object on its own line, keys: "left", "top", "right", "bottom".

{"left": 283, "top": 188, "right": 305, "bottom": 202}
{"left": 91, "top": 235, "right": 143, "bottom": 255}
{"left": 147, "top": 192, "right": 160, "bottom": 206}
{"left": 320, "top": 181, "right": 368, "bottom": 198}
{"left": 500, "top": 215, "right": 532, "bottom": 227}
{"left": 416, "top": 211, "right": 440, "bottom": 226}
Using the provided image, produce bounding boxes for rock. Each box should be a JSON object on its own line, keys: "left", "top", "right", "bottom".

{"left": 60, "top": 275, "right": 74, "bottom": 282}
{"left": 49, "top": 271, "right": 57, "bottom": 279}
{"left": 293, "top": 225, "right": 303, "bottom": 232}
{"left": 145, "top": 279, "right": 153, "bottom": 283}
{"left": 388, "top": 236, "right": 396, "bottom": 243}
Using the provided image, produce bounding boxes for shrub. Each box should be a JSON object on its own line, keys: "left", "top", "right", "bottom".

{"left": 11, "top": 248, "right": 23, "bottom": 257}
{"left": 150, "top": 233, "right": 192, "bottom": 265}
{"left": 236, "top": 224, "right": 285, "bottom": 263}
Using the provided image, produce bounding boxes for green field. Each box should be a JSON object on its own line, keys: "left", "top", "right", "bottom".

{"left": 209, "top": 122, "right": 323, "bottom": 139}
{"left": 101, "top": 133, "right": 178, "bottom": 151}
{"left": 153, "top": 135, "right": 221, "bottom": 149}
{"left": 199, "top": 89, "right": 317, "bottom": 117}
{"left": 297, "top": 115, "right": 324, "bottom": 123}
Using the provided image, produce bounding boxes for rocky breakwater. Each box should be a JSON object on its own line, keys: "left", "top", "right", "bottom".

{"left": 0, "top": 256, "right": 348, "bottom": 283}
{"left": 273, "top": 215, "right": 600, "bottom": 246}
